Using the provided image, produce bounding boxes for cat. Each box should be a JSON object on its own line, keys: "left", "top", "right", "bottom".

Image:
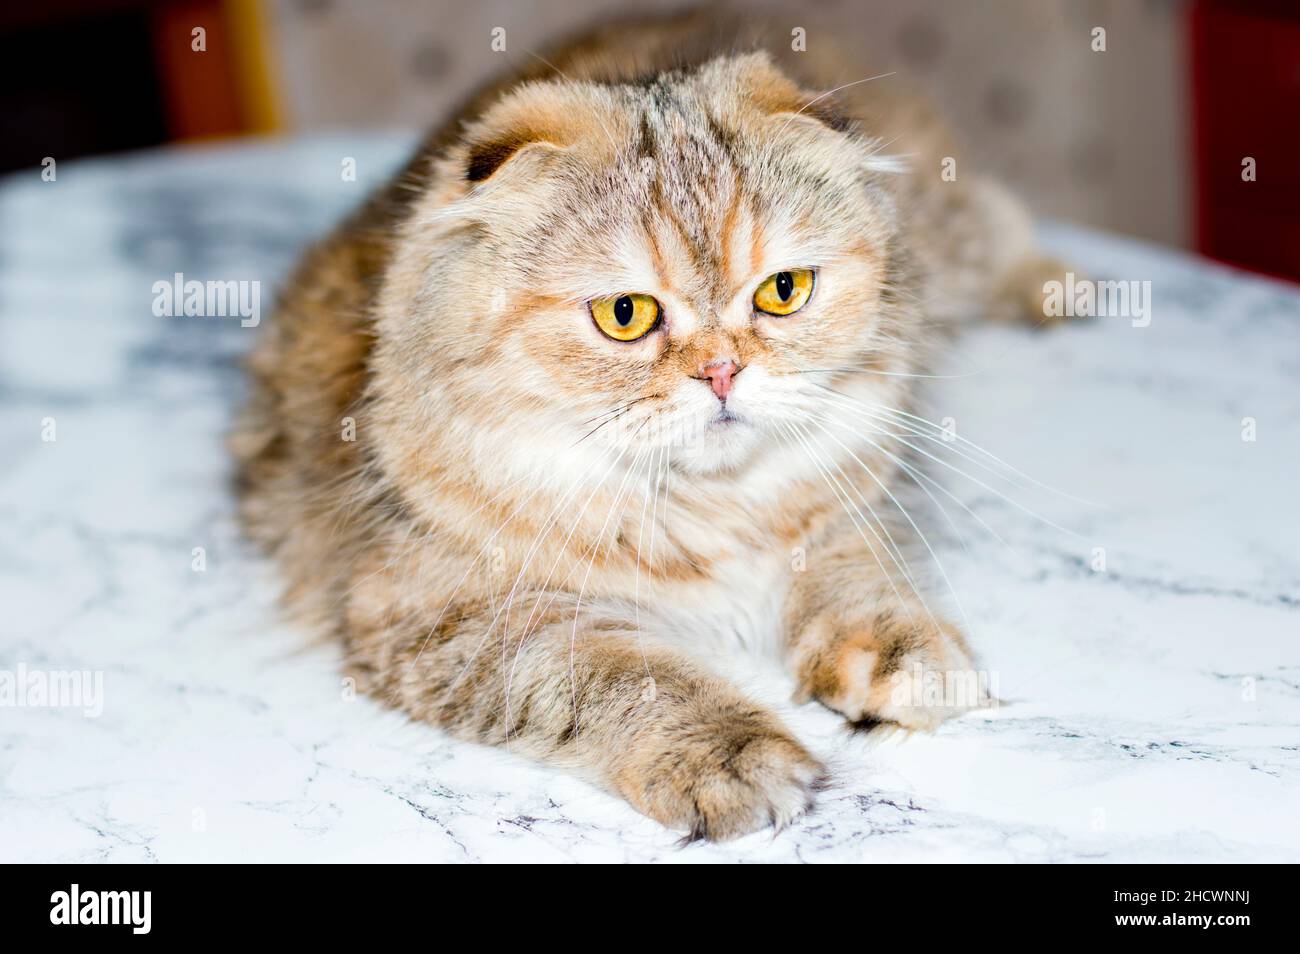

{"left": 231, "top": 11, "right": 1062, "bottom": 841}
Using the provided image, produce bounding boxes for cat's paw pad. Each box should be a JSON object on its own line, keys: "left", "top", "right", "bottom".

{"left": 794, "top": 611, "right": 986, "bottom": 731}
{"left": 621, "top": 716, "right": 823, "bottom": 842}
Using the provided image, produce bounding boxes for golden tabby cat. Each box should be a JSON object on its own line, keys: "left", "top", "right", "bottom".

{"left": 232, "top": 11, "right": 1059, "bottom": 840}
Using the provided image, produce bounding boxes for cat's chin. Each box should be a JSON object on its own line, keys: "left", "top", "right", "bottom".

{"left": 668, "top": 412, "right": 765, "bottom": 475}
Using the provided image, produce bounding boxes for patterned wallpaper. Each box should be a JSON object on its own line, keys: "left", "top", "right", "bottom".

{"left": 262, "top": 0, "right": 1189, "bottom": 247}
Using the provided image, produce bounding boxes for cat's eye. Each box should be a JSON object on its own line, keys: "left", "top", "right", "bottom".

{"left": 589, "top": 293, "right": 661, "bottom": 341}
{"left": 753, "top": 269, "right": 815, "bottom": 316}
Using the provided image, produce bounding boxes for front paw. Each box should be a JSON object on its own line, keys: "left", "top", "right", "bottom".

{"left": 614, "top": 705, "right": 823, "bottom": 842}
{"left": 791, "top": 609, "right": 987, "bottom": 731}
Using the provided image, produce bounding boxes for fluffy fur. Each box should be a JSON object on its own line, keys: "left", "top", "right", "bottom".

{"left": 232, "top": 12, "right": 1060, "bottom": 840}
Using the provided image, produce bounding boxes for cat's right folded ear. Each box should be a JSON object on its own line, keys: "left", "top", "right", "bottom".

{"left": 465, "top": 132, "right": 542, "bottom": 183}
{"left": 459, "top": 82, "right": 603, "bottom": 184}
{"left": 463, "top": 125, "right": 564, "bottom": 184}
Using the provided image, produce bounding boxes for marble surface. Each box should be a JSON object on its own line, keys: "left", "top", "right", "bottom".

{"left": 2, "top": 136, "right": 1297, "bottom": 863}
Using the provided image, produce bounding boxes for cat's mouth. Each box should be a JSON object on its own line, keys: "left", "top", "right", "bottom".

{"left": 709, "top": 408, "right": 744, "bottom": 428}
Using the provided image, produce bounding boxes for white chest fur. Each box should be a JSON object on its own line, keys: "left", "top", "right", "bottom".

{"left": 645, "top": 547, "right": 793, "bottom": 662}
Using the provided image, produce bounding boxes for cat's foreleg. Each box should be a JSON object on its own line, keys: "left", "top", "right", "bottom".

{"left": 348, "top": 601, "right": 822, "bottom": 840}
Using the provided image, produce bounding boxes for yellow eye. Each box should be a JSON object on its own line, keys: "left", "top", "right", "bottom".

{"left": 753, "top": 269, "right": 815, "bottom": 316}
{"left": 590, "top": 293, "right": 661, "bottom": 341}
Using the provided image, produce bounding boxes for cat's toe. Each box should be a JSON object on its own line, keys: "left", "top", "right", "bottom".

{"left": 620, "top": 717, "right": 823, "bottom": 842}
{"left": 794, "top": 611, "right": 988, "bottom": 731}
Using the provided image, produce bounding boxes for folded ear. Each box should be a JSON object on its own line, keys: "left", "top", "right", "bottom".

{"left": 459, "top": 81, "right": 604, "bottom": 183}
{"left": 466, "top": 134, "right": 540, "bottom": 182}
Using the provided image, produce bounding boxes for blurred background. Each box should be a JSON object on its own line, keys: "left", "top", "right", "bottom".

{"left": 2, "top": 0, "right": 1297, "bottom": 281}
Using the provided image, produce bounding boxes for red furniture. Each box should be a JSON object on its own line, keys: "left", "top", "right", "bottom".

{"left": 1191, "top": 0, "right": 1300, "bottom": 283}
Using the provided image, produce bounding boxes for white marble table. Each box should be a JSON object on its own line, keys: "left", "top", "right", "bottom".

{"left": 2, "top": 136, "right": 1297, "bottom": 863}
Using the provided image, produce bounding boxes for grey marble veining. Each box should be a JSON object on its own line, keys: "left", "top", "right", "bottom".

{"left": 1, "top": 136, "right": 1296, "bottom": 862}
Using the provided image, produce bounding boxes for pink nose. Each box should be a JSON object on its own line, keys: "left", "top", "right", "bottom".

{"left": 702, "top": 360, "right": 740, "bottom": 401}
